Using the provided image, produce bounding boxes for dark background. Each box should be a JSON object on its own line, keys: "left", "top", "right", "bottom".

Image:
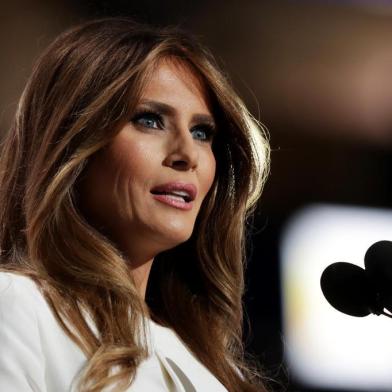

{"left": 2, "top": 1, "right": 392, "bottom": 390}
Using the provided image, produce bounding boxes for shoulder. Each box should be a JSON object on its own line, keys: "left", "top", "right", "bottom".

{"left": 0, "top": 270, "right": 86, "bottom": 346}
{"left": 0, "top": 271, "right": 48, "bottom": 390}
{"left": 0, "top": 270, "right": 44, "bottom": 300}
{"left": 0, "top": 271, "right": 87, "bottom": 391}
{"left": 0, "top": 271, "right": 52, "bottom": 321}
{"left": 0, "top": 271, "right": 50, "bottom": 323}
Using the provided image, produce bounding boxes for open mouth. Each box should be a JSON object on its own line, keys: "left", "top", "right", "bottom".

{"left": 150, "top": 190, "right": 192, "bottom": 203}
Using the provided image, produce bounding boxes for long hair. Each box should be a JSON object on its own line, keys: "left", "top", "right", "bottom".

{"left": 0, "top": 17, "right": 270, "bottom": 391}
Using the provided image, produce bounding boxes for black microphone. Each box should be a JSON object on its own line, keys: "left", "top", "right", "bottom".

{"left": 364, "top": 240, "right": 392, "bottom": 313}
{"left": 320, "top": 240, "right": 392, "bottom": 318}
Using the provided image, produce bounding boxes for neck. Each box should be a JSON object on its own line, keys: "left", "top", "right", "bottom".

{"left": 130, "top": 258, "right": 154, "bottom": 300}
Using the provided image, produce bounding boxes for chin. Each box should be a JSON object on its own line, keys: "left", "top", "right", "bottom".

{"left": 167, "top": 231, "right": 193, "bottom": 247}
{"left": 159, "top": 226, "right": 194, "bottom": 249}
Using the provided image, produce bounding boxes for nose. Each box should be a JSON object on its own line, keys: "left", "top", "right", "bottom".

{"left": 163, "top": 128, "right": 199, "bottom": 171}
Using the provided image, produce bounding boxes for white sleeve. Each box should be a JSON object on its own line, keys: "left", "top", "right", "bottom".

{"left": 0, "top": 273, "right": 47, "bottom": 392}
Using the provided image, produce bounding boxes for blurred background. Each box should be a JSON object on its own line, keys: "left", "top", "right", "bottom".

{"left": 2, "top": 1, "right": 392, "bottom": 391}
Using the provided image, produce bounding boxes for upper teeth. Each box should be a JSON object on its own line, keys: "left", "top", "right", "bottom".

{"left": 168, "top": 190, "right": 190, "bottom": 199}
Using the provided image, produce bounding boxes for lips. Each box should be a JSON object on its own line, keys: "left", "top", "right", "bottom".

{"left": 150, "top": 182, "right": 197, "bottom": 202}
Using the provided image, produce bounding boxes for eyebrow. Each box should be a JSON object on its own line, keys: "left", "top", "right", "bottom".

{"left": 138, "top": 99, "right": 216, "bottom": 126}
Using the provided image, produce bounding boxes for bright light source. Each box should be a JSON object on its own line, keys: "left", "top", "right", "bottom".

{"left": 280, "top": 204, "right": 392, "bottom": 390}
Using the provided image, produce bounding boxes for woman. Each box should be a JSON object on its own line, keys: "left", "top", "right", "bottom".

{"left": 0, "top": 17, "right": 270, "bottom": 392}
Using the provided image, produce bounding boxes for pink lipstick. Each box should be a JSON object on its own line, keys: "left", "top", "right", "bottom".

{"left": 150, "top": 182, "right": 197, "bottom": 211}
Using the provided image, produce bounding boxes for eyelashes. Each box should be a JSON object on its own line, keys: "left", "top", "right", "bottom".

{"left": 131, "top": 110, "right": 164, "bottom": 130}
{"left": 130, "top": 109, "right": 216, "bottom": 143}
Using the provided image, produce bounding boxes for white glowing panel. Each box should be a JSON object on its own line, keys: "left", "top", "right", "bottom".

{"left": 281, "top": 204, "right": 392, "bottom": 391}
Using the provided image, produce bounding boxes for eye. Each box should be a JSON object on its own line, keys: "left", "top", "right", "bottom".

{"left": 191, "top": 124, "right": 216, "bottom": 143}
{"left": 131, "top": 111, "right": 163, "bottom": 129}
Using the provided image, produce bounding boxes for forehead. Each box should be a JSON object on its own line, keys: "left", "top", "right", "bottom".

{"left": 140, "top": 58, "right": 213, "bottom": 114}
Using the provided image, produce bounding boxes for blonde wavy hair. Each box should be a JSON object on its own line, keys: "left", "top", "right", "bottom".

{"left": 0, "top": 17, "right": 270, "bottom": 391}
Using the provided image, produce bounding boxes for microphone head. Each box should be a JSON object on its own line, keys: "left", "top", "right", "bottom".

{"left": 320, "top": 262, "right": 372, "bottom": 317}
{"left": 364, "top": 240, "right": 392, "bottom": 312}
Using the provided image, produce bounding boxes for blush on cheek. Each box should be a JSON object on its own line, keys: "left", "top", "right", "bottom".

{"left": 203, "top": 155, "right": 216, "bottom": 195}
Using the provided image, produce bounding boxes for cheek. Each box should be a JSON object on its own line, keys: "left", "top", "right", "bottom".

{"left": 113, "top": 138, "right": 157, "bottom": 180}
{"left": 201, "top": 151, "right": 216, "bottom": 194}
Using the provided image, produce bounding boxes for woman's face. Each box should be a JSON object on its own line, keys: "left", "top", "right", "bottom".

{"left": 79, "top": 59, "right": 217, "bottom": 262}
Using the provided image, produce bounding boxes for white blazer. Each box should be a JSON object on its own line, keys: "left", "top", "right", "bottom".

{"left": 0, "top": 272, "right": 229, "bottom": 391}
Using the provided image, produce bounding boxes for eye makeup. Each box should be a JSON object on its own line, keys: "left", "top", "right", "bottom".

{"left": 130, "top": 106, "right": 217, "bottom": 143}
